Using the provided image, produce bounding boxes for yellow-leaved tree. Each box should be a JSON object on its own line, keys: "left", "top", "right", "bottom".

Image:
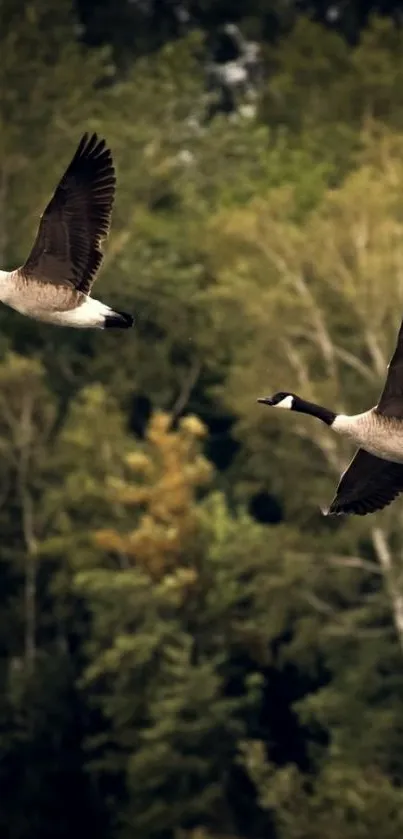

{"left": 94, "top": 410, "right": 212, "bottom": 579}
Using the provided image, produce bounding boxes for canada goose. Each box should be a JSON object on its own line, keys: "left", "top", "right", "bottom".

{"left": 0, "top": 133, "right": 133, "bottom": 329}
{"left": 257, "top": 322, "right": 403, "bottom": 516}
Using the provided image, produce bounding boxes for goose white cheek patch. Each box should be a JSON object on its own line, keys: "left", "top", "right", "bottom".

{"left": 274, "top": 395, "right": 294, "bottom": 409}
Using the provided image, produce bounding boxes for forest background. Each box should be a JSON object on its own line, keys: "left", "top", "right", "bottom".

{"left": 3, "top": 2, "right": 403, "bottom": 837}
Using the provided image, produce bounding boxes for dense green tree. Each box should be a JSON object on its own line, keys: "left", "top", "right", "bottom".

{"left": 74, "top": 423, "right": 305, "bottom": 837}
{"left": 0, "top": 368, "right": 136, "bottom": 838}
{"left": 243, "top": 741, "right": 403, "bottom": 839}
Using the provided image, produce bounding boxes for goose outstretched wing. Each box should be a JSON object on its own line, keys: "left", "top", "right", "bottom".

{"left": 21, "top": 133, "right": 115, "bottom": 295}
{"left": 325, "top": 448, "right": 403, "bottom": 516}
{"left": 376, "top": 320, "right": 403, "bottom": 417}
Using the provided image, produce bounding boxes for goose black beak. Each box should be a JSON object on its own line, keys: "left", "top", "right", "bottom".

{"left": 257, "top": 396, "right": 274, "bottom": 406}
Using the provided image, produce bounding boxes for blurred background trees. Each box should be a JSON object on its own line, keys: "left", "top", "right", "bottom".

{"left": 2, "top": 1, "right": 403, "bottom": 838}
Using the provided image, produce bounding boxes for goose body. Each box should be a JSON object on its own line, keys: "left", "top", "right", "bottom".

{"left": 257, "top": 321, "right": 403, "bottom": 516}
{"left": 332, "top": 410, "right": 403, "bottom": 463}
{"left": 0, "top": 133, "right": 133, "bottom": 330}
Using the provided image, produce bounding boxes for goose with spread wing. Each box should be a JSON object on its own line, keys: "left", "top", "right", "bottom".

{"left": 0, "top": 133, "right": 133, "bottom": 329}
{"left": 257, "top": 320, "right": 403, "bottom": 516}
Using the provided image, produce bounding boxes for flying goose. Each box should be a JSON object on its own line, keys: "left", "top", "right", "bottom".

{"left": 0, "top": 133, "right": 133, "bottom": 329}
{"left": 257, "top": 321, "right": 403, "bottom": 516}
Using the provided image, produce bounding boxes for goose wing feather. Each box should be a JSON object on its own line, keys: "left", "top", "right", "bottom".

{"left": 376, "top": 320, "right": 403, "bottom": 417}
{"left": 21, "top": 133, "right": 115, "bottom": 295}
{"left": 325, "top": 448, "right": 403, "bottom": 516}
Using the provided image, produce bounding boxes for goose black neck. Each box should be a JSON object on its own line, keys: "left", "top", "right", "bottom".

{"left": 293, "top": 397, "right": 336, "bottom": 427}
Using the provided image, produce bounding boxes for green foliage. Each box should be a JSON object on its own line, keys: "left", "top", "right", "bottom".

{"left": 242, "top": 740, "right": 403, "bottom": 839}
{"left": 0, "top": 0, "right": 111, "bottom": 269}
{"left": 75, "top": 427, "right": 295, "bottom": 835}
{"left": 261, "top": 17, "right": 403, "bottom": 180}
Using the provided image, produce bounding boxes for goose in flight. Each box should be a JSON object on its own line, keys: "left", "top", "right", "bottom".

{"left": 257, "top": 320, "right": 403, "bottom": 516}
{"left": 0, "top": 133, "right": 133, "bottom": 329}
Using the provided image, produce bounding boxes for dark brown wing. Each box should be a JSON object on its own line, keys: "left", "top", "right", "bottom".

{"left": 376, "top": 319, "right": 403, "bottom": 418}
{"left": 324, "top": 448, "right": 403, "bottom": 516}
{"left": 22, "top": 133, "right": 115, "bottom": 295}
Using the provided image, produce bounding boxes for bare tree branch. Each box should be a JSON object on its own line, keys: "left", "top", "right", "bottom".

{"left": 300, "top": 590, "right": 339, "bottom": 618}
{"left": 171, "top": 358, "right": 202, "bottom": 423}
{"left": 281, "top": 338, "right": 312, "bottom": 393}
{"left": 290, "top": 270, "right": 337, "bottom": 381}
{"left": 332, "top": 346, "right": 376, "bottom": 384}
{"left": 301, "top": 590, "right": 389, "bottom": 640}
{"left": 292, "top": 424, "right": 343, "bottom": 474}
{"left": 362, "top": 330, "right": 387, "bottom": 379}
{"left": 326, "top": 555, "right": 383, "bottom": 575}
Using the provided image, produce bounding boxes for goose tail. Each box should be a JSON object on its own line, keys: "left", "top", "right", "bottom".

{"left": 103, "top": 309, "right": 134, "bottom": 329}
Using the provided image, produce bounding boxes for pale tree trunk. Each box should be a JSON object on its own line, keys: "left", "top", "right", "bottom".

{"left": 371, "top": 527, "right": 403, "bottom": 653}
{"left": 17, "top": 393, "right": 38, "bottom": 675}
{"left": 22, "top": 489, "right": 37, "bottom": 675}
